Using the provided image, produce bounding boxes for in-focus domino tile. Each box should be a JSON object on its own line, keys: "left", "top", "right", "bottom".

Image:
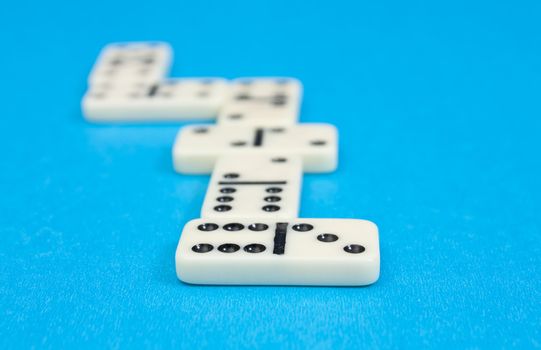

{"left": 217, "top": 77, "right": 302, "bottom": 126}
{"left": 172, "top": 123, "right": 337, "bottom": 173}
{"left": 87, "top": 42, "right": 172, "bottom": 86}
{"left": 82, "top": 78, "right": 229, "bottom": 122}
{"left": 201, "top": 155, "right": 302, "bottom": 219}
{"left": 175, "top": 218, "right": 380, "bottom": 286}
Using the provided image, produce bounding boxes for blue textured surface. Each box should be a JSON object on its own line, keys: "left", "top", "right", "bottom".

{"left": 1, "top": 0, "right": 540, "bottom": 348}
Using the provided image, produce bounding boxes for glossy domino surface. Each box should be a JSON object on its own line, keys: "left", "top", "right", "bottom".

{"left": 82, "top": 78, "right": 229, "bottom": 122}
{"left": 217, "top": 77, "right": 302, "bottom": 126}
{"left": 201, "top": 155, "right": 302, "bottom": 219}
{"left": 176, "top": 218, "right": 380, "bottom": 286}
{"left": 172, "top": 123, "right": 338, "bottom": 173}
{"left": 87, "top": 42, "right": 172, "bottom": 86}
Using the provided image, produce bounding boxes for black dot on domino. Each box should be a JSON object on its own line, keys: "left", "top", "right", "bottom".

{"left": 310, "top": 140, "right": 327, "bottom": 146}
{"left": 271, "top": 157, "right": 287, "bottom": 163}
{"left": 193, "top": 127, "right": 208, "bottom": 134}
{"left": 216, "top": 196, "right": 234, "bottom": 202}
{"left": 223, "top": 223, "right": 244, "bottom": 231}
{"left": 110, "top": 58, "right": 123, "bottom": 66}
{"left": 223, "top": 173, "right": 239, "bottom": 179}
{"left": 214, "top": 205, "right": 232, "bottom": 212}
{"left": 262, "top": 205, "right": 280, "bottom": 212}
{"left": 264, "top": 196, "right": 281, "bottom": 202}
{"left": 292, "top": 223, "right": 314, "bottom": 232}
{"left": 344, "top": 244, "right": 365, "bottom": 254}
{"left": 269, "top": 127, "right": 285, "bottom": 133}
{"left": 236, "top": 93, "right": 251, "bottom": 100}
{"left": 197, "top": 223, "right": 219, "bottom": 231}
{"left": 244, "top": 244, "right": 266, "bottom": 253}
{"left": 90, "top": 92, "right": 106, "bottom": 99}
{"left": 220, "top": 187, "right": 236, "bottom": 194}
{"left": 229, "top": 114, "right": 243, "bottom": 120}
{"left": 231, "top": 141, "right": 247, "bottom": 147}
{"left": 271, "top": 94, "right": 287, "bottom": 106}
{"left": 317, "top": 233, "right": 338, "bottom": 242}
{"left": 192, "top": 243, "right": 214, "bottom": 253}
{"left": 218, "top": 243, "right": 240, "bottom": 253}
{"left": 248, "top": 223, "right": 269, "bottom": 231}
{"left": 142, "top": 57, "right": 155, "bottom": 64}
{"left": 266, "top": 187, "right": 282, "bottom": 193}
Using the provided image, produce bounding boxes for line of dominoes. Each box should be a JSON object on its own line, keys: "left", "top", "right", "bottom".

{"left": 82, "top": 41, "right": 380, "bottom": 286}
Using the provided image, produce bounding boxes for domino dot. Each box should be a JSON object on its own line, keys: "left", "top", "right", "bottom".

{"left": 197, "top": 223, "right": 219, "bottom": 231}
{"left": 266, "top": 187, "right": 282, "bottom": 193}
{"left": 317, "top": 233, "right": 339, "bottom": 242}
{"left": 229, "top": 114, "right": 243, "bottom": 120}
{"left": 223, "top": 173, "right": 239, "bottom": 179}
{"left": 271, "top": 94, "right": 287, "bottom": 106}
{"left": 214, "top": 205, "right": 232, "bottom": 212}
{"left": 236, "top": 93, "right": 251, "bottom": 100}
{"left": 193, "top": 127, "right": 208, "bottom": 134}
{"left": 231, "top": 141, "right": 247, "bottom": 146}
{"left": 192, "top": 244, "right": 214, "bottom": 253}
{"left": 110, "top": 58, "right": 123, "bottom": 66}
{"left": 244, "top": 244, "right": 266, "bottom": 253}
{"left": 248, "top": 223, "right": 269, "bottom": 231}
{"left": 310, "top": 140, "right": 327, "bottom": 146}
{"left": 292, "top": 223, "right": 314, "bottom": 232}
{"left": 269, "top": 127, "right": 285, "bottom": 133}
{"left": 262, "top": 205, "right": 280, "bottom": 212}
{"left": 142, "top": 57, "right": 155, "bottom": 64}
{"left": 344, "top": 244, "right": 365, "bottom": 254}
{"left": 220, "top": 187, "right": 236, "bottom": 194}
{"left": 216, "top": 196, "right": 234, "bottom": 202}
{"left": 271, "top": 157, "right": 287, "bottom": 163}
{"left": 264, "top": 196, "right": 281, "bottom": 202}
{"left": 218, "top": 244, "right": 240, "bottom": 253}
{"left": 90, "top": 92, "right": 106, "bottom": 99}
{"left": 223, "top": 223, "right": 245, "bottom": 231}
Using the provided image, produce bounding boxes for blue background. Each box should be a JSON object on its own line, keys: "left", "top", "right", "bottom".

{"left": 1, "top": 0, "right": 540, "bottom": 348}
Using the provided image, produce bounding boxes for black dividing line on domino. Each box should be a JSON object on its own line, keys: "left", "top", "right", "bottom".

{"left": 273, "top": 222, "right": 288, "bottom": 255}
{"left": 253, "top": 128, "right": 264, "bottom": 147}
{"left": 147, "top": 84, "right": 160, "bottom": 97}
{"left": 218, "top": 181, "right": 287, "bottom": 185}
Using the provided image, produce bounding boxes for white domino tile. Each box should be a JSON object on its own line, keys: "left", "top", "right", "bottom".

{"left": 175, "top": 218, "right": 380, "bottom": 286}
{"left": 217, "top": 77, "right": 302, "bottom": 126}
{"left": 172, "top": 123, "right": 338, "bottom": 174}
{"left": 201, "top": 155, "right": 302, "bottom": 219}
{"left": 87, "top": 42, "right": 172, "bottom": 87}
{"left": 82, "top": 78, "right": 229, "bottom": 122}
